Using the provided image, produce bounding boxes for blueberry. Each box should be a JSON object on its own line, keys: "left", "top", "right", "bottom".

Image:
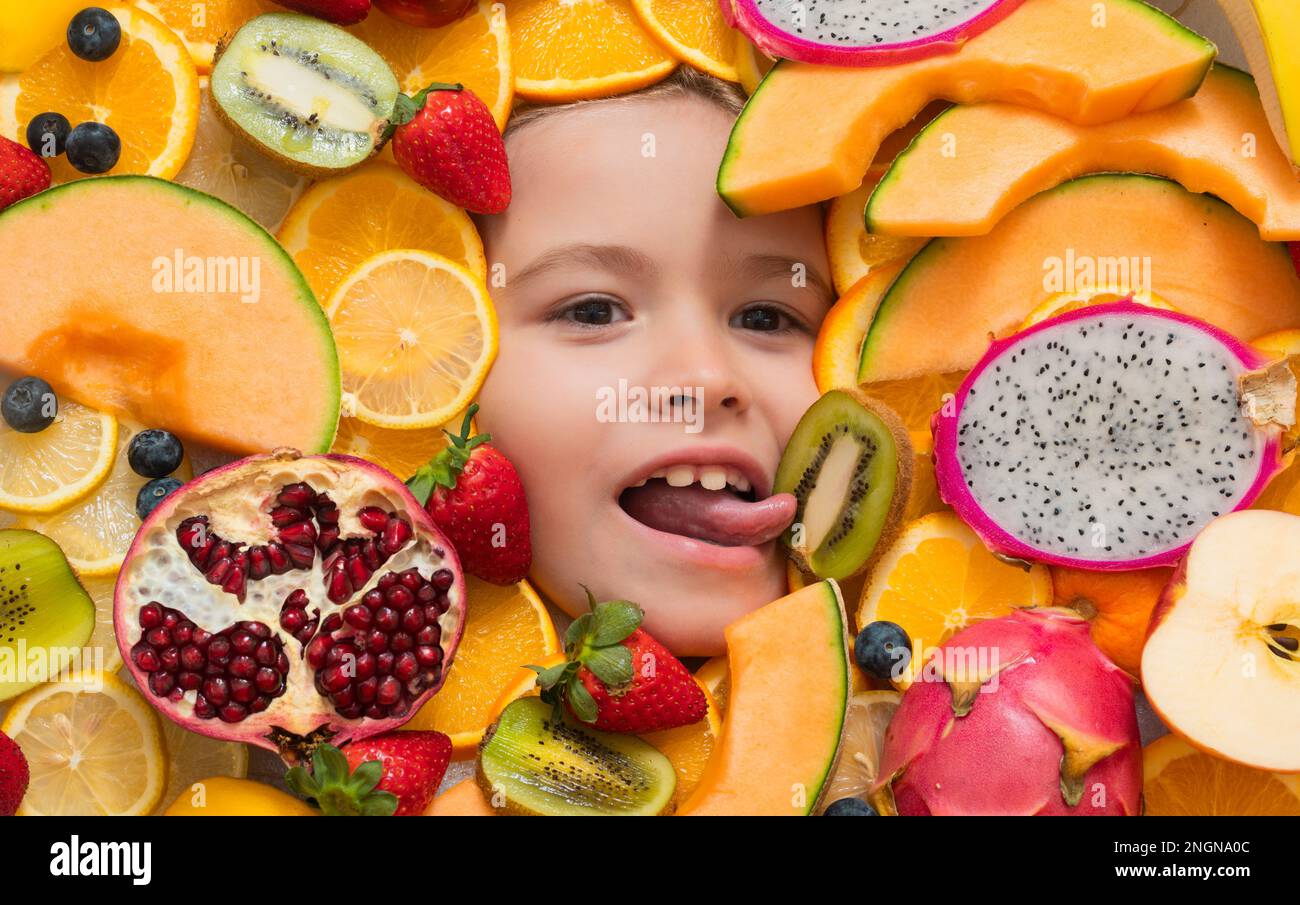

{"left": 136, "top": 477, "right": 183, "bottom": 521}
{"left": 128, "top": 429, "right": 185, "bottom": 478}
{"left": 854, "top": 620, "right": 912, "bottom": 682}
{"left": 67, "top": 7, "right": 121, "bottom": 62}
{"left": 65, "top": 122, "right": 120, "bottom": 174}
{"left": 2, "top": 376, "right": 58, "bottom": 433}
{"left": 25, "top": 112, "right": 71, "bottom": 158}
{"left": 823, "top": 797, "right": 878, "bottom": 816}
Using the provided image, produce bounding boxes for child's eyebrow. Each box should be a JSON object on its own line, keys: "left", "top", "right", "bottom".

{"left": 732, "top": 253, "right": 835, "bottom": 305}
{"left": 511, "top": 243, "right": 659, "bottom": 287}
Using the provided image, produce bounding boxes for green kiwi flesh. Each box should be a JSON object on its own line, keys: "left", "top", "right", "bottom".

{"left": 476, "top": 697, "right": 677, "bottom": 816}
{"left": 0, "top": 529, "right": 96, "bottom": 701}
{"left": 773, "top": 389, "right": 912, "bottom": 581}
{"left": 210, "top": 13, "right": 399, "bottom": 176}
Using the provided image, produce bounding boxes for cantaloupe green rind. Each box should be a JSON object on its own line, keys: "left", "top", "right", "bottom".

{"left": 716, "top": 0, "right": 1216, "bottom": 217}
{"left": 0, "top": 176, "right": 340, "bottom": 454}
{"left": 858, "top": 174, "right": 1300, "bottom": 382}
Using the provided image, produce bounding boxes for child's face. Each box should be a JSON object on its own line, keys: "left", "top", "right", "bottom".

{"left": 475, "top": 93, "right": 832, "bottom": 656}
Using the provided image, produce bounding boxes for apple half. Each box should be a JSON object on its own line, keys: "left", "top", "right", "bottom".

{"left": 1142, "top": 510, "right": 1300, "bottom": 773}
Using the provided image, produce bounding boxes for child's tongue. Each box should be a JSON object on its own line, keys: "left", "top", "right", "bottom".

{"left": 620, "top": 481, "right": 797, "bottom": 547}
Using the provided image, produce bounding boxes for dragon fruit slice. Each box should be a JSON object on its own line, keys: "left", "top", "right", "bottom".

{"left": 932, "top": 301, "right": 1295, "bottom": 570}
{"left": 723, "top": 0, "right": 1028, "bottom": 67}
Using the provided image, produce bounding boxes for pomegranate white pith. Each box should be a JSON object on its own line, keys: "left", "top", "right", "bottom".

{"left": 114, "top": 451, "right": 465, "bottom": 762}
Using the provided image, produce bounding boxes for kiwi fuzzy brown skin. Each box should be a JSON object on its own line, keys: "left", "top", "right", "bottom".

{"left": 781, "top": 388, "right": 913, "bottom": 582}
{"left": 474, "top": 709, "right": 678, "bottom": 817}
{"left": 210, "top": 33, "right": 391, "bottom": 180}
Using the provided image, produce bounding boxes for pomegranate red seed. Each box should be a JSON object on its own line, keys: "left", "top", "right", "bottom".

{"left": 317, "top": 526, "right": 340, "bottom": 551}
{"left": 230, "top": 656, "right": 257, "bottom": 679}
{"left": 432, "top": 568, "right": 454, "bottom": 591}
{"left": 281, "top": 607, "right": 306, "bottom": 633}
{"left": 255, "top": 667, "right": 282, "bottom": 694}
{"left": 361, "top": 539, "right": 382, "bottom": 570}
{"left": 206, "top": 557, "right": 232, "bottom": 585}
{"left": 207, "top": 636, "right": 231, "bottom": 662}
{"left": 266, "top": 543, "right": 291, "bottom": 573}
{"left": 343, "top": 605, "right": 371, "bottom": 630}
{"left": 417, "top": 584, "right": 437, "bottom": 603}
{"left": 305, "top": 634, "right": 332, "bottom": 669}
{"left": 390, "top": 632, "right": 414, "bottom": 654}
{"left": 399, "top": 569, "right": 422, "bottom": 590}
{"left": 377, "top": 676, "right": 401, "bottom": 706}
{"left": 191, "top": 538, "right": 216, "bottom": 569}
{"left": 219, "top": 703, "right": 247, "bottom": 723}
{"left": 401, "top": 608, "right": 424, "bottom": 633}
{"left": 363, "top": 588, "right": 384, "bottom": 609}
{"left": 320, "top": 666, "right": 350, "bottom": 693}
{"left": 347, "top": 555, "right": 371, "bottom": 589}
{"left": 386, "top": 586, "right": 413, "bottom": 609}
{"left": 328, "top": 566, "right": 351, "bottom": 603}
{"left": 230, "top": 678, "right": 256, "bottom": 704}
{"left": 132, "top": 644, "right": 160, "bottom": 672}
{"left": 277, "top": 483, "right": 315, "bottom": 508}
{"left": 416, "top": 645, "right": 442, "bottom": 667}
{"left": 279, "top": 521, "right": 317, "bottom": 546}
{"left": 381, "top": 518, "right": 411, "bottom": 556}
{"left": 322, "top": 613, "right": 343, "bottom": 633}
{"left": 139, "top": 603, "right": 162, "bottom": 629}
{"left": 146, "top": 627, "right": 170, "bottom": 648}
{"left": 248, "top": 546, "right": 271, "bottom": 579}
{"left": 221, "top": 566, "right": 246, "bottom": 600}
{"left": 254, "top": 640, "right": 278, "bottom": 666}
{"left": 160, "top": 648, "right": 180, "bottom": 671}
{"left": 356, "top": 676, "right": 378, "bottom": 703}
{"left": 193, "top": 697, "right": 216, "bottom": 719}
{"left": 230, "top": 631, "right": 256, "bottom": 655}
{"left": 416, "top": 624, "right": 441, "bottom": 647}
{"left": 270, "top": 506, "right": 305, "bottom": 527}
{"left": 394, "top": 652, "right": 419, "bottom": 682}
{"left": 377, "top": 572, "right": 397, "bottom": 591}
{"left": 249, "top": 696, "right": 271, "bottom": 714}
{"left": 284, "top": 542, "right": 316, "bottom": 570}
{"left": 180, "top": 645, "right": 204, "bottom": 671}
{"left": 373, "top": 607, "right": 399, "bottom": 632}
{"left": 354, "top": 652, "right": 376, "bottom": 680}
{"left": 149, "top": 672, "right": 174, "bottom": 696}
{"left": 376, "top": 652, "right": 395, "bottom": 674}
{"left": 173, "top": 622, "right": 193, "bottom": 645}
{"left": 178, "top": 671, "right": 201, "bottom": 691}
{"left": 357, "top": 506, "right": 390, "bottom": 532}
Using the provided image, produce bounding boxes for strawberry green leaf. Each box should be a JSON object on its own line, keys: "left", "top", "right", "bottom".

{"left": 589, "top": 600, "right": 643, "bottom": 646}
{"left": 529, "top": 662, "right": 570, "bottom": 690}
{"left": 566, "top": 676, "right": 599, "bottom": 724}
{"left": 584, "top": 645, "right": 633, "bottom": 688}
{"left": 566, "top": 613, "right": 592, "bottom": 648}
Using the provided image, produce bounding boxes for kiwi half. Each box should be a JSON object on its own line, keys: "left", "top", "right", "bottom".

{"left": 773, "top": 389, "right": 913, "bottom": 581}
{"left": 210, "top": 13, "right": 399, "bottom": 177}
{"left": 0, "top": 529, "right": 96, "bottom": 701}
{"left": 477, "top": 697, "right": 677, "bottom": 816}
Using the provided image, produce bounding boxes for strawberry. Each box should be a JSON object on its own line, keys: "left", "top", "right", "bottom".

{"left": 0, "top": 135, "right": 51, "bottom": 212}
{"left": 407, "top": 404, "right": 531, "bottom": 584}
{"left": 285, "top": 732, "right": 452, "bottom": 816}
{"left": 388, "top": 82, "right": 511, "bottom": 214}
{"left": 270, "top": 0, "right": 372, "bottom": 24}
{"left": 0, "top": 730, "right": 29, "bottom": 817}
{"left": 532, "top": 590, "right": 708, "bottom": 734}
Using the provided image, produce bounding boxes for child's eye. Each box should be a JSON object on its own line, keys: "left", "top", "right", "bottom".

{"left": 731, "top": 304, "right": 802, "bottom": 334}
{"left": 548, "top": 294, "right": 629, "bottom": 328}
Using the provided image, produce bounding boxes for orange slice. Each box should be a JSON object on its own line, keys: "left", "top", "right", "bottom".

{"left": 0, "top": 0, "right": 87, "bottom": 73}
{"left": 1143, "top": 734, "right": 1300, "bottom": 815}
{"left": 350, "top": 0, "right": 512, "bottom": 129}
{"left": 403, "top": 577, "right": 561, "bottom": 758}
{"left": 826, "top": 172, "right": 926, "bottom": 297}
{"left": 641, "top": 679, "right": 722, "bottom": 803}
{"left": 134, "top": 0, "right": 277, "bottom": 72}
{"left": 327, "top": 249, "right": 497, "bottom": 429}
{"left": 331, "top": 415, "right": 460, "bottom": 484}
{"left": 812, "top": 265, "right": 906, "bottom": 394}
{"left": 1017, "top": 288, "right": 1173, "bottom": 332}
{"left": 511, "top": 0, "right": 676, "bottom": 102}
{"left": 12, "top": 3, "right": 199, "bottom": 182}
{"left": 693, "top": 655, "right": 729, "bottom": 716}
{"left": 856, "top": 512, "right": 1053, "bottom": 688}
{"left": 862, "top": 372, "right": 966, "bottom": 456}
{"left": 278, "top": 160, "right": 486, "bottom": 305}
{"left": 631, "top": 0, "right": 739, "bottom": 82}
{"left": 818, "top": 690, "right": 900, "bottom": 811}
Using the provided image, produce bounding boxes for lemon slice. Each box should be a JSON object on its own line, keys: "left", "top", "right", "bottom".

{"left": 327, "top": 250, "right": 498, "bottom": 429}
{"left": 2, "top": 671, "right": 166, "bottom": 815}
{"left": 77, "top": 572, "right": 124, "bottom": 674}
{"left": 857, "top": 512, "right": 1053, "bottom": 689}
{"left": 819, "top": 690, "right": 900, "bottom": 810}
{"left": 0, "top": 401, "right": 117, "bottom": 513}
{"left": 154, "top": 709, "right": 249, "bottom": 815}
{"left": 17, "top": 421, "right": 192, "bottom": 575}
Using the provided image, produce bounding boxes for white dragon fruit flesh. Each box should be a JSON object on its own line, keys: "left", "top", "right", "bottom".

{"left": 932, "top": 300, "right": 1294, "bottom": 570}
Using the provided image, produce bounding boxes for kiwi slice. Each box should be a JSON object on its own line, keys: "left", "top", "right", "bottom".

{"left": 211, "top": 13, "right": 399, "bottom": 177}
{"left": 773, "top": 389, "right": 913, "bottom": 581}
{"left": 0, "top": 529, "right": 96, "bottom": 701}
{"left": 477, "top": 697, "right": 677, "bottom": 816}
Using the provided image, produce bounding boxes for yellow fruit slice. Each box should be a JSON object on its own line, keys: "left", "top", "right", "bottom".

{"left": 733, "top": 32, "right": 773, "bottom": 95}
{"left": 153, "top": 718, "right": 249, "bottom": 816}
{"left": 162, "top": 775, "right": 316, "bottom": 815}
{"left": 350, "top": 0, "right": 513, "bottom": 129}
{"left": 693, "top": 655, "right": 729, "bottom": 715}
{"left": 331, "top": 414, "right": 461, "bottom": 484}
{"left": 134, "top": 0, "right": 276, "bottom": 72}
{"left": 17, "top": 421, "right": 193, "bottom": 576}
{"left": 1017, "top": 287, "right": 1174, "bottom": 331}
{"left": 856, "top": 512, "right": 1053, "bottom": 688}
{"left": 818, "top": 690, "right": 900, "bottom": 811}
{"left": 173, "top": 79, "right": 307, "bottom": 231}
{"left": 511, "top": 0, "right": 676, "bottom": 102}
{"left": 327, "top": 249, "right": 498, "bottom": 429}
{"left": 2, "top": 671, "right": 166, "bottom": 815}
{"left": 78, "top": 573, "right": 124, "bottom": 674}
{"left": 1143, "top": 734, "right": 1300, "bottom": 816}
{"left": 0, "top": 0, "right": 87, "bottom": 73}
{"left": 278, "top": 160, "right": 487, "bottom": 305}
{"left": 641, "top": 679, "right": 722, "bottom": 803}
{"left": 631, "top": 0, "right": 739, "bottom": 82}
{"left": 862, "top": 372, "right": 966, "bottom": 456}
{"left": 826, "top": 173, "right": 926, "bottom": 297}
{"left": 13, "top": 3, "right": 200, "bottom": 181}
{"left": 0, "top": 401, "right": 117, "bottom": 514}
{"left": 403, "top": 577, "right": 561, "bottom": 757}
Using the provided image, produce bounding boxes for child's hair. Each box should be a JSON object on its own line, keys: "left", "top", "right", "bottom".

{"left": 503, "top": 66, "right": 748, "bottom": 140}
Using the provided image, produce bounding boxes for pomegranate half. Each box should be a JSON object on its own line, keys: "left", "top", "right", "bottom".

{"left": 115, "top": 451, "right": 466, "bottom": 762}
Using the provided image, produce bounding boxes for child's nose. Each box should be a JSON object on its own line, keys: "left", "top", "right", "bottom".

{"left": 655, "top": 330, "right": 751, "bottom": 418}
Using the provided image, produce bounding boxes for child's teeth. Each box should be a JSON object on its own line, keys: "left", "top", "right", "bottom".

{"left": 650, "top": 469, "right": 667, "bottom": 480}
{"left": 699, "top": 466, "right": 728, "bottom": 491}
{"left": 733, "top": 474, "right": 751, "bottom": 493}
{"left": 630, "top": 478, "right": 647, "bottom": 487}
{"left": 665, "top": 465, "right": 695, "bottom": 487}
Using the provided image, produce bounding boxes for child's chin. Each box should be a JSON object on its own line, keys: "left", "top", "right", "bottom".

{"left": 637, "top": 569, "right": 788, "bottom": 658}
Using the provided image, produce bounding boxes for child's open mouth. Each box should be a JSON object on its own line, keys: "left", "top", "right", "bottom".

{"left": 618, "top": 463, "right": 796, "bottom": 547}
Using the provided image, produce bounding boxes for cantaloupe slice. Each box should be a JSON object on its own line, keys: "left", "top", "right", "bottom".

{"left": 868, "top": 67, "right": 1300, "bottom": 240}
{"left": 678, "top": 580, "right": 849, "bottom": 816}
{"left": 0, "top": 176, "right": 339, "bottom": 454}
{"left": 1217, "top": 0, "right": 1300, "bottom": 171}
{"left": 859, "top": 175, "right": 1300, "bottom": 381}
{"left": 718, "top": 0, "right": 1216, "bottom": 216}
{"left": 425, "top": 778, "right": 496, "bottom": 816}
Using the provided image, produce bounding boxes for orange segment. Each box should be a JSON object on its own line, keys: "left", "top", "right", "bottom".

{"left": 862, "top": 372, "right": 966, "bottom": 456}
{"left": 13, "top": 3, "right": 199, "bottom": 181}
{"left": 134, "top": 0, "right": 277, "bottom": 72}
{"left": 856, "top": 512, "right": 1052, "bottom": 688}
{"left": 813, "top": 264, "right": 907, "bottom": 394}
{"left": 826, "top": 173, "right": 926, "bottom": 297}
{"left": 331, "top": 415, "right": 459, "bottom": 484}
{"left": 278, "top": 160, "right": 486, "bottom": 304}
{"left": 693, "top": 655, "right": 729, "bottom": 716}
{"left": 511, "top": 0, "right": 676, "bottom": 102}
{"left": 630, "top": 0, "right": 739, "bottom": 82}
{"left": 403, "top": 577, "right": 560, "bottom": 758}
{"left": 641, "top": 679, "right": 722, "bottom": 803}
{"left": 1143, "top": 734, "right": 1300, "bottom": 815}
{"left": 350, "top": 0, "right": 512, "bottom": 129}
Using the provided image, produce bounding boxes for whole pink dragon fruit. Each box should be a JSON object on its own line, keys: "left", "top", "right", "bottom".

{"left": 871, "top": 608, "right": 1142, "bottom": 816}
{"left": 722, "top": 0, "right": 1027, "bottom": 67}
